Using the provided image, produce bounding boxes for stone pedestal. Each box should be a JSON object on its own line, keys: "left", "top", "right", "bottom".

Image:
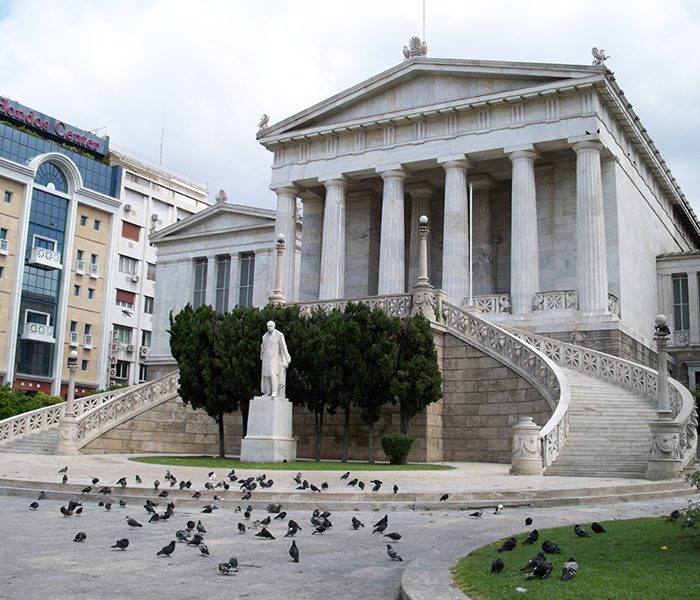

{"left": 240, "top": 396, "right": 297, "bottom": 463}
{"left": 55, "top": 417, "right": 79, "bottom": 455}
{"left": 646, "top": 419, "right": 683, "bottom": 480}
{"left": 510, "top": 416, "right": 542, "bottom": 475}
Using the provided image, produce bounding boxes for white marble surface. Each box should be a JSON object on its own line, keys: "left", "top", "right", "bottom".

{"left": 377, "top": 169, "right": 407, "bottom": 295}
{"left": 240, "top": 395, "right": 296, "bottom": 463}
{"left": 319, "top": 179, "right": 346, "bottom": 299}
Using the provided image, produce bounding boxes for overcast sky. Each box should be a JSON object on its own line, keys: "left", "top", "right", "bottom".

{"left": 1, "top": 0, "right": 698, "bottom": 212}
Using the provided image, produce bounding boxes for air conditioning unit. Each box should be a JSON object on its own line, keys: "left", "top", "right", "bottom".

{"left": 151, "top": 213, "right": 159, "bottom": 222}
{"left": 124, "top": 203, "right": 132, "bottom": 212}
{"left": 131, "top": 274, "right": 140, "bottom": 283}
{"left": 127, "top": 344, "right": 135, "bottom": 353}
{"left": 140, "top": 346, "right": 149, "bottom": 357}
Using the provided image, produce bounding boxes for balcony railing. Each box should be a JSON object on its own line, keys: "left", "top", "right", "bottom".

{"left": 21, "top": 322, "right": 55, "bottom": 343}
{"left": 28, "top": 247, "right": 62, "bottom": 270}
{"left": 83, "top": 334, "right": 93, "bottom": 349}
{"left": 69, "top": 331, "right": 79, "bottom": 347}
{"left": 89, "top": 263, "right": 99, "bottom": 278}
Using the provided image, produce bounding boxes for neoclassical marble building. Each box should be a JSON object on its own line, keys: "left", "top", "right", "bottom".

{"left": 257, "top": 55, "right": 700, "bottom": 363}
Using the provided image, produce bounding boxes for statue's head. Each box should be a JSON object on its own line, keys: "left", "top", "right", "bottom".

{"left": 267, "top": 320, "right": 276, "bottom": 332}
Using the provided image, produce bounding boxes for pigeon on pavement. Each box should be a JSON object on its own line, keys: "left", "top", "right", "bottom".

{"left": 73, "top": 532, "right": 87, "bottom": 543}
{"left": 126, "top": 517, "right": 143, "bottom": 528}
{"left": 111, "top": 538, "right": 129, "bottom": 550}
{"left": 386, "top": 544, "right": 403, "bottom": 561}
{"left": 289, "top": 540, "right": 299, "bottom": 563}
{"left": 156, "top": 540, "right": 176, "bottom": 556}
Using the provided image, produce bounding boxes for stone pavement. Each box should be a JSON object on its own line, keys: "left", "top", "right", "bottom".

{"left": 0, "top": 452, "right": 696, "bottom": 600}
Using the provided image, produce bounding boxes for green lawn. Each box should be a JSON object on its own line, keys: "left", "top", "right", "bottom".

{"left": 454, "top": 517, "right": 700, "bottom": 599}
{"left": 129, "top": 455, "right": 453, "bottom": 471}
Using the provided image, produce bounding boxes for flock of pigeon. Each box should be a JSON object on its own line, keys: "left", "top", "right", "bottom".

{"left": 27, "top": 465, "right": 425, "bottom": 572}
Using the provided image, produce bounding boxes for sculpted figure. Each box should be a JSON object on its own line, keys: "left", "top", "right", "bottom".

{"left": 260, "top": 321, "right": 291, "bottom": 398}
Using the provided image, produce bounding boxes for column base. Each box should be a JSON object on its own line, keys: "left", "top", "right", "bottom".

{"left": 54, "top": 418, "right": 80, "bottom": 455}
{"left": 646, "top": 419, "right": 683, "bottom": 480}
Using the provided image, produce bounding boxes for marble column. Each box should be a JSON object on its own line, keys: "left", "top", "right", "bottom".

{"left": 377, "top": 168, "right": 408, "bottom": 295}
{"left": 573, "top": 140, "right": 608, "bottom": 314}
{"left": 471, "top": 176, "right": 495, "bottom": 296}
{"left": 440, "top": 158, "right": 472, "bottom": 304}
{"left": 299, "top": 197, "right": 323, "bottom": 301}
{"left": 204, "top": 256, "right": 216, "bottom": 306}
{"left": 508, "top": 149, "right": 539, "bottom": 316}
{"left": 407, "top": 185, "right": 434, "bottom": 289}
{"left": 273, "top": 186, "right": 298, "bottom": 302}
{"left": 319, "top": 178, "right": 347, "bottom": 299}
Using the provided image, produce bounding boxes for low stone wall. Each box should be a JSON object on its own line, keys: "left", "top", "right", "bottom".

{"left": 437, "top": 333, "right": 550, "bottom": 464}
{"left": 81, "top": 397, "right": 243, "bottom": 456}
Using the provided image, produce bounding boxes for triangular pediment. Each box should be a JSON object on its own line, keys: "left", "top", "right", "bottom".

{"left": 258, "top": 57, "right": 603, "bottom": 142}
{"left": 151, "top": 202, "right": 275, "bottom": 243}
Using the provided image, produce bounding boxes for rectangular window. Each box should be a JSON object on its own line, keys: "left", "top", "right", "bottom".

{"left": 0, "top": 227, "right": 7, "bottom": 239}
{"left": 147, "top": 262, "right": 156, "bottom": 281}
{"left": 76, "top": 249, "right": 85, "bottom": 273}
{"left": 87, "top": 288, "right": 95, "bottom": 300}
{"left": 80, "top": 215, "right": 88, "bottom": 227}
{"left": 113, "top": 325, "right": 132, "bottom": 344}
{"left": 115, "top": 289, "right": 136, "bottom": 309}
{"left": 69, "top": 322, "right": 78, "bottom": 346}
{"left": 32, "top": 234, "right": 56, "bottom": 251}
{"left": 93, "top": 219, "right": 101, "bottom": 231}
{"left": 115, "top": 360, "right": 130, "bottom": 379}
{"left": 0, "top": 228, "right": 7, "bottom": 255}
{"left": 672, "top": 274, "right": 690, "bottom": 331}
{"left": 81, "top": 360, "right": 89, "bottom": 372}
{"left": 70, "top": 320, "right": 77, "bottom": 332}
{"left": 121, "top": 221, "right": 141, "bottom": 241}
{"left": 143, "top": 295, "right": 154, "bottom": 314}
{"left": 3, "top": 190, "right": 11, "bottom": 203}
{"left": 238, "top": 252, "right": 255, "bottom": 308}
{"left": 84, "top": 323, "right": 92, "bottom": 335}
{"left": 141, "top": 330, "right": 151, "bottom": 347}
{"left": 0, "top": 266, "right": 4, "bottom": 278}
{"left": 118, "top": 254, "right": 138, "bottom": 275}
{"left": 139, "top": 363, "right": 148, "bottom": 383}
{"left": 25, "top": 309, "right": 50, "bottom": 325}
{"left": 73, "top": 285, "right": 81, "bottom": 296}
{"left": 215, "top": 255, "right": 231, "bottom": 313}
{"left": 193, "top": 258, "right": 208, "bottom": 309}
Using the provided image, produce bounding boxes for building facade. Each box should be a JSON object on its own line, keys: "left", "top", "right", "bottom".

{"left": 147, "top": 197, "right": 299, "bottom": 378}
{"left": 256, "top": 55, "right": 700, "bottom": 364}
{"left": 0, "top": 95, "right": 208, "bottom": 397}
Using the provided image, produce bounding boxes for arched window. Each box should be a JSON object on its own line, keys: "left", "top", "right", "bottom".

{"left": 35, "top": 162, "right": 68, "bottom": 193}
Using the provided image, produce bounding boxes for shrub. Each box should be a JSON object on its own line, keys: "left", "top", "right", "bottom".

{"left": 0, "top": 385, "right": 63, "bottom": 420}
{"left": 381, "top": 432, "right": 414, "bottom": 464}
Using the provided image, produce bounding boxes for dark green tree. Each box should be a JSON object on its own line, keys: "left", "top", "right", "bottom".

{"left": 392, "top": 314, "right": 443, "bottom": 434}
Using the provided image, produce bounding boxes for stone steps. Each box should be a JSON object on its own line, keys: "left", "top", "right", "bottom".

{"left": 0, "top": 428, "right": 59, "bottom": 454}
{"left": 546, "top": 367, "right": 657, "bottom": 477}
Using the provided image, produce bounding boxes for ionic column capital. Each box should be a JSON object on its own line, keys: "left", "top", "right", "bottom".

{"left": 271, "top": 184, "right": 301, "bottom": 197}
{"left": 321, "top": 177, "right": 349, "bottom": 190}
{"left": 377, "top": 167, "right": 409, "bottom": 181}
{"left": 438, "top": 156, "right": 474, "bottom": 170}
{"left": 507, "top": 148, "right": 539, "bottom": 162}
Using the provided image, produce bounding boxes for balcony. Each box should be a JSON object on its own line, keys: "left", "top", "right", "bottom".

{"left": 21, "top": 322, "right": 55, "bottom": 343}
{"left": 0, "top": 238, "right": 8, "bottom": 255}
{"left": 28, "top": 247, "right": 62, "bottom": 270}
{"left": 89, "top": 263, "right": 99, "bottom": 278}
{"left": 69, "top": 331, "right": 79, "bottom": 347}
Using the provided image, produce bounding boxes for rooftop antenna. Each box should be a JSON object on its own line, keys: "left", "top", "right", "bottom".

{"left": 159, "top": 118, "right": 165, "bottom": 165}
{"left": 422, "top": 0, "right": 426, "bottom": 42}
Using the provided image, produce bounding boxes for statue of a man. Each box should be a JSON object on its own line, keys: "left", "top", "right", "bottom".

{"left": 260, "top": 320, "right": 291, "bottom": 398}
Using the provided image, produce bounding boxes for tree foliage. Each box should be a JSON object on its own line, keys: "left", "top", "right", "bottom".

{"left": 0, "top": 385, "right": 62, "bottom": 421}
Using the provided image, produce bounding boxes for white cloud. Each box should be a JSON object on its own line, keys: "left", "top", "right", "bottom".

{"left": 1, "top": 0, "right": 698, "bottom": 211}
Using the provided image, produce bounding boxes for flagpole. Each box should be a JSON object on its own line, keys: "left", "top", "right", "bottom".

{"left": 469, "top": 182, "right": 473, "bottom": 307}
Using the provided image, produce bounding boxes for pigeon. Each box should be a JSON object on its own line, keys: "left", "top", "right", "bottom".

{"left": 255, "top": 528, "right": 275, "bottom": 540}
{"left": 351, "top": 517, "right": 365, "bottom": 530}
{"left": 321, "top": 482, "right": 329, "bottom": 490}
{"left": 237, "top": 523, "right": 246, "bottom": 534}
{"left": 81, "top": 486, "right": 92, "bottom": 495}
{"left": 312, "top": 525, "right": 327, "bottom": 535}
{"left": 373, "top": 522, "right": 388, "bottom": 534}
{"left": 62, "top": 474, "right": 68, "bottom": 484}
{"left": 158, "top": 491, "right": 169, "bottom": 498}
{"left": 561, "top": 557, "right": 579, "bottom": 581}
{"left": 274, "top": 511, "right": 287, "bottom": 521}
{"left": 148, "top": 513, "right": 161, "bottom": 523}
{"left": 526, "top": 560, "right": 553, "bottom": 580}
{"left": 393, "top": 484, "right": 399, "bottom": 494}
{"left": 666, "top": 510, "right": 681, "bottom": 523}
{"left": 37, "top": 491, "right": 46, "bottom": 500}
{"left": 73, "top": 531, "right": 87, "bottom": 543}
{"left": 494, "top": 504, "right": 504, "bottom": 515}
{"left": 373, "top": 515, "right": 388, "bottom": 528}
{"left": 199, "top": 544, "right": 210, "bottom": 557}
{"left": 574, "top": 524, "right": 590, "bottom": 538}
{"left": 523, "top": 530, "right": 539, "bottom": 546}
{"left": 187, "top": 534, "right": 204, "bottom": 546}
{"left": 116, "top": 477, "right": 127, "bottom": 487}
{"left": 29, "top": 501, "right": 39, "bottom": 510}
{"left": 384, "top": 532, "right": 402, "bottom": 542}
{"left": 542, "top": 540, "right": 561, "bottom": 554}
{"left": 285, "top": 524, "right": 300, "bottom": 537}
{"left": 293, "top": 472, "right": 303, "bottom": 484}
{"left": 268, "top": 503, "right": 282, "bottom": 514}
{"left": 340, "top": 471, "right": 350, "bottom": 480}
{"left": 196, "top": 520, "right": 207, "bottom": 534}
{"left": 126, "top": 516, "right": 142, "bottom": 528}
{"left": 244, "top": 509, "right": 251, "bottom": 520}
{"left": 157, "top": 540, "right": 176, "bottom": 556}
{"left": 682, "top": 517, "right": 696, "bottom": 529}
{"left": 521, "top": 553, "right": 546, "bottom": 574}
{"left": 201, "top": 505, "right": 217, "bottom": 514}
{"left": 371, "top": 480, "right": 382, "bottom": 492}
{"left": 153, "top": 480, "right": 160, "bottom": 490}
{"left": 119, "top": 500, "right": 127, "bottom": 508}
{"left": 469, "top": 509, "right": 483, "bottom": 519}
{"left": 68, "top": 500, "right": 82, "bottom": 511}
{"left": 310, "top": 484, "right": 321, "bottom": 493}
{"left": 241, "top": 491, "right": 252, "bottom": 501}
{"left": 91, "top": 477, "right": 99, "bottom": 485}
{"left": 228, "top": 556, "right": 239, "bottom": 571}
{"left": 208, "top": 471, "right": 216, "bottom": 480}
{"left": 192, "top": 491, "right": 202, "bottom": 499}
{"left": 75, "top": 506, "right": 83, "bottom": 516}
{"left": 135, "top": 475, "right": 142, "bottom": 484}
{"left": 525, "top": 517, "right": 533, "bottom": 526}
{"left": 111, "top": 538, "right": 129, "bottom": 550}
{"left": 260, "top": 516, "right": 271, "bottom": 527}
{"left": 186, "top": 520, "right": 196, "bottom": 531}
{"left": 439, "top": 493, "right": 449, "bottom": 502}
{"left": 347, "top": 478, "right": 358, "bottom": 487}
{"left": 60, "top": 506, "right": 73, "bottom": 517}
{"left": 357, "top": 481, "right": 365, "bottom": 490}
{"left": 289, "top": 540, "right": 299, "bottom": 563}
{"left": 491, "top": 557, "right": 504, "bottom": 573}
{"left": 498, "top": 537, "right": 517, "bottom": 552}
{"left": 386, "top": 544, "right": 403, "bottom": 561}
{"left": 104, "top": 502, "right": 112, "bottom": 511}
{"left": 176, "top": 529, "right": 190, "bottom": 542}
{"left": 58, "top": 465, "right": 68, "bottom": 473}
{"left": 591, "top": 522, "right": 606, "bottom": 534}
{"left": 218, "top": 562, "right": 233, "bottom": 575}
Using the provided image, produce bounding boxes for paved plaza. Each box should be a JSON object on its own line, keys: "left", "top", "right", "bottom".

{"left": 0, "top": 453, "right": 696, "bottom": 599}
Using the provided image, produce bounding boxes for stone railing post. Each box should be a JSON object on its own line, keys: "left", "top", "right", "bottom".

{"left": 510, "top": 416, "right": 543, "bottom": 475}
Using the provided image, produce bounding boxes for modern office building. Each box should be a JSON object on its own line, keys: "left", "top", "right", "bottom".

{"left": 0, "top": 95, "right": 208, "bottom": 397}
